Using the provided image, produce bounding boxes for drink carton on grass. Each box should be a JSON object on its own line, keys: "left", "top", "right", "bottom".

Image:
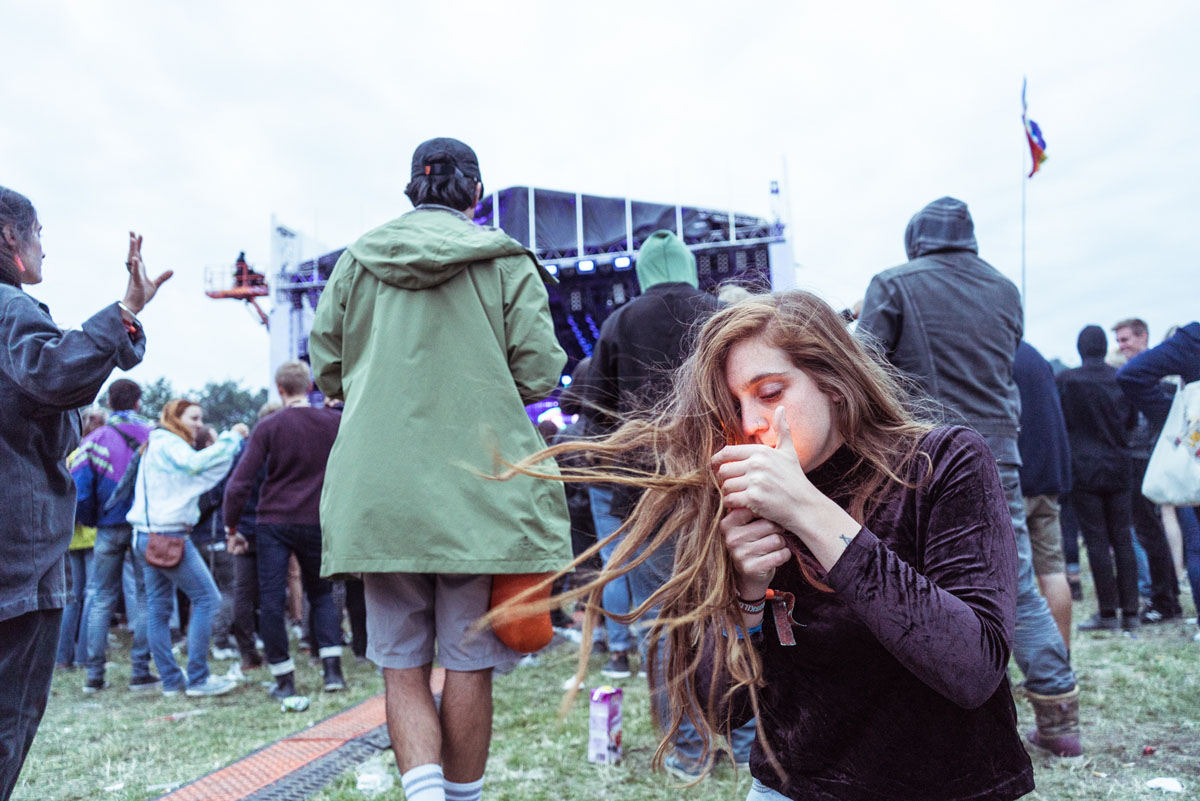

{"left": 588, "top": 685, "right": 623, "bottom": 764}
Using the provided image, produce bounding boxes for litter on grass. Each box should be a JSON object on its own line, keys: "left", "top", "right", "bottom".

{"left": 1146, "top": 777, "right": 1184, "bottom": 793}
{"left": 147, "top": 709, "right": 209, "bottom": 724}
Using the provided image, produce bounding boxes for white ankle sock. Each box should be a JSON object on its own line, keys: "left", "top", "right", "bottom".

{"left": 445, "top": 777, "right": 484, "bottom": 801}
{"left": 401, "top": 763, "right": 445, "bottom": 801}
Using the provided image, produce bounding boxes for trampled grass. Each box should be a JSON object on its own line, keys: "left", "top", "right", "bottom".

{"left": 16, "top": 600, "right": 1200, "bottom": 800}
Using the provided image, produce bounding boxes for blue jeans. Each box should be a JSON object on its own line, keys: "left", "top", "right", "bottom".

{"left": 0, "top": 609, "right": 61, "bottom": 801}
{"left": 745, "top": 779, "right": 789, "bottom": 800}
{"left": 1175, "top": 506, "right": 1200, "bottom": 608}
{"left": 621, "top": 519, "right": 756, "bottom": 764}
{"left": 134, "top": 531, "right": 222, "bottom": 691}
{"left": 256, "top": 523, "right": 342, "bottom": 671}
{"left": 994, "top": 455, "right": 1077, "bottom": 695}
{"left": 588, "top": 486, "right": 634, "bottom": 652}
{"left": 55, "top": 549, "right": 92, "bottom": 666}
{"left": 85, "top": 525, "right": 152, "bottom": 683}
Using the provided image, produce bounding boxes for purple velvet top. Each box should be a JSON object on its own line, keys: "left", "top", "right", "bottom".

{"left": 729, "top": 426, "right": 1034, "bottom": 801}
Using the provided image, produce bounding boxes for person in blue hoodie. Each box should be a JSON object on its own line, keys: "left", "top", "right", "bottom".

{"left": 1119, "top": 321, "right": 1200, "bottom": 639}
{"left": 0, "top": 186, "right": 170, "bottom": 800}
{"left": 1014, "top": 340, "right": 1074, "bottom": 651}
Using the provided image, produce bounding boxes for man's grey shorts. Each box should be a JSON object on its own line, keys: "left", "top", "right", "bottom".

{"left": 362, "top": 573, "right": 519, "bottom": 671}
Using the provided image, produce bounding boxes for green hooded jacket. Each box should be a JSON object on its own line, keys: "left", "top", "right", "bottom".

{"left": 308, "top": 206, "right": 570, "bottom": 576}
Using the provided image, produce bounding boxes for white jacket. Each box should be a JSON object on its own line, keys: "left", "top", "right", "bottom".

{"left": 127, "top": 428, "right": 243, "bottom": 532}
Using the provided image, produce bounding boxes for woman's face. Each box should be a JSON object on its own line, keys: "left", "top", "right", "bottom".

{"left": 180, "top": 405, "right": 204, "bottom": 442}
{"left": 723, "top": 335, "right": 844, "bottom": 471}
{"left": 9, "top": 218, "right": 44, "bottom": 284}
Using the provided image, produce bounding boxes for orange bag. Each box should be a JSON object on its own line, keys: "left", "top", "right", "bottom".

{"left": 489, "top": 573, "right": 554, "bottom": 653}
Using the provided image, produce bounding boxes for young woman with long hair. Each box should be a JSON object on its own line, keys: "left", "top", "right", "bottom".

{"left": 127, "top": 399, "right": 247, "bottom": 697}
{"left": 499, "top": 291, "right": 1035, "bottom": 801}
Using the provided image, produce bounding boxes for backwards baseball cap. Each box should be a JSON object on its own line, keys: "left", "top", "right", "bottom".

{"left": 410, "top": 137, "right": 481, "bottom": 182}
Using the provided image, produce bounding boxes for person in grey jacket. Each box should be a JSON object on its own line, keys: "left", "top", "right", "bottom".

{"left": 858, "top": 196, "right": 1081, "bottom": 757}
{"left": 0, "top": 186, "right": 171, "bottom": 800}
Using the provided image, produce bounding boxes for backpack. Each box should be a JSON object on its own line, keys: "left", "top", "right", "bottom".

{"left": 101, "top": 424, "right": 146, "bottom": 514}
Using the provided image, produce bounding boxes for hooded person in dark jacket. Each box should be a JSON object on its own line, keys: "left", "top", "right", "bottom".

{"left": 0, "top": 186, "right": 170, "bottom": 799}
{"left": 1057, "top": 325, "right": 1140, "bottom": 631}
{"left": 858, "top": 197, "right": 1081, "bottom": 757}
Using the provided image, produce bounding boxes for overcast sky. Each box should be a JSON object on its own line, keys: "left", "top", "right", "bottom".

{"left": 4, "top": 1, "right": 1195, "bottom": 397}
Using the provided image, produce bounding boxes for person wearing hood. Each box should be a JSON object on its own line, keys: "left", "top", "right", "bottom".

{"left": 1056, "top": 326, "right": 1140, "bottom": 631}
{"left": 858, "top": 197, "right": 1082, "bottom": 757}
{"left": 582, "top": 230, "right": 755, "bottom": 779}
{"left": 308, "top": 138, "right": 569, "bottom": 801}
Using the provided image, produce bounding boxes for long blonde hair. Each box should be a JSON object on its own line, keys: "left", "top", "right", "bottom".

{"left": 493, "top": 290, "right": 933, "bottom": 778}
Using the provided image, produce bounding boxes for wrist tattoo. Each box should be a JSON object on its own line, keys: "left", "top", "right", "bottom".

{"left": 839, "top": 533, "right": 854, "bottom": 548}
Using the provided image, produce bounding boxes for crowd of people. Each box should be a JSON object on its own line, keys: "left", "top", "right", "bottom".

{"left": 1, "top": 138, "right": 1197, "bottom": 801}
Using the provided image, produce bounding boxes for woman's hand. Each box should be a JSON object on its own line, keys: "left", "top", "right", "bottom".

{"left": 720, "top": 507, "right": 790, "bottom": 599}
{"left": 122, "top": 232, "right": 173, "bottom": 314}
{"left": 713, "top": 407, "right": 861, "bottom": 572}
{"left": 231, "top": 423, "right": 250, "bottom": 439}
{"left": 712, "top": 407, "right": 813, "bottom": 532}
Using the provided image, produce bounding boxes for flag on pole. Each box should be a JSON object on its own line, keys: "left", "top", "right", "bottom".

{"left": 1022, "top": 78, "right": 1048, "bottom": 178}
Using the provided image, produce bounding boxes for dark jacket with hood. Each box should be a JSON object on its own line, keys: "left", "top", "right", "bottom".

{"left": 858, "top": 198, "right": 1023, "bottom": 447}
{"left": 1014, "top": 341, "right": 1072, "bottom": 497}
{"left": 0, "top": 283, "right": 145, "bottom": 622}
{"left": 584, "top": 230, "right": 722, "bottom": 515}
{"left": 308, "top": 204, "right": 571, "bottom": 576}
{"left": 1056, "top": 326, "right": 1135, "bottom": 493}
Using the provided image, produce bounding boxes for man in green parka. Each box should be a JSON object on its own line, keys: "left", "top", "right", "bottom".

{"left": 308, "top": 138, "right": 570, "bottom": 801}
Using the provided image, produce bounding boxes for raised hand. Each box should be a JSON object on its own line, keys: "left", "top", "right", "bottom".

{"left": 720, "top": 507, "right": 790, "bottom": 598}
{"left": 122, "top": 232, "right": 173, "bottom": 314}
{"left": 712, "top": 406, "right": 811, "bottom": 530}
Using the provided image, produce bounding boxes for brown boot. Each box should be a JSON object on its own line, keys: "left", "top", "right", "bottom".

{"left": 1025, "top": 686, "right": 1082, "bottom": 757}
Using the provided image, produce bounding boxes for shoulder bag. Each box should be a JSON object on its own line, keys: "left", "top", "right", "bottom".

{"left": 140, "top": 450, "right": 186, "bottom": 569}
{"left": 1142, "top": 379, "right": 1200, "bottom": 505}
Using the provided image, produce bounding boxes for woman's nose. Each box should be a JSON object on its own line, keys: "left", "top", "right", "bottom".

{"left": 743, "top": 410, "right": 769, "bottom": 440}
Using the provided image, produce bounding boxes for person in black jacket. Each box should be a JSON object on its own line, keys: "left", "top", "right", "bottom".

{"left": 1057, "top": 325, "right": 1140, "bottom": 631}
{"left": 0, "top": 186, "right": 170, "bottom": 800}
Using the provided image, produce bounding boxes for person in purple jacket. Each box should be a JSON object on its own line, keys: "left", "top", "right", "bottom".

{"left": 504, "top": 291, "right": 1034, "bottom": 801}
{"left": 222, "top": 360, "right": 345, "bottom": 699}
{"left": 70, "top": 379, "right": 158, "bottom": 694}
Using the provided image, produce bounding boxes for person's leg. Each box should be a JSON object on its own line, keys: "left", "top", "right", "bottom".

{"left": 1175, "top": 505, "right": 1200, "bottom": 610}
{"left": 255, "top": 524, "right": 295, "bottom": 694}
{"left": 1059, "top": 494, "right": 1083, "bottom": 601}
{"left": 1025, "top": 495, "right": 1073, "bottom": 651}
{"left": 345, "top": 578, "right": 368, "bottom": 659}
{"left": 433, "top": 573, "right": 519, "bottom": 794}
{"left": 1161, "top": 506, "right": 1187, "bottom": 583}
{"left": 55, "top": 550, "right": 87, "bottom": 667}
{"left": 290, "top": 524, "right": 344, "bottom": 689}
{"left": 207, "top": 547, "right": 237, "bottom": 651}
{"left": 167, "top": 541, "right": 222, "bottom": 688}
{"left": 127, "top": 542, "right": 154, "bottom": 682}
{"left": 1073, "top": 490, "right": 1120, "bottom": 618}
{"left": 588, "top": 486, "right": 634, "bottom": 657}
{"left": 286, "top": 554, "right": 304, "bottom": 628}
{"left": 1131, "top": 458, "right": 1181, "bottom": 617}
{"left": 85, "top": 528, "right": 127, "bottom": 685}
{"left": 365, "top": 572, "right": 443, "bottom": 800}
{"left": 134, "top": 533, "right": 185, "bottom": 692}
{"left": 231, "top": 550, "right": 262, "bottom": 665}
{"left": 1103, "top": 490, "right": 1141, "bottom": 622}
{"left": 0, "top": 609, "right": 63, "bottom": 801}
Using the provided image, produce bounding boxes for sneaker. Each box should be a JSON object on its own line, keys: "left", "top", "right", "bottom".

{"left": 128, "top": 674, "right": 162, "bottom": 692}
{"left": 663, "top": 752, "right": 706, "bottom": 782}
{"left": 185, "top": 676, "right": 237, "bottom": 697}
{"left": 601, "top": 652, "right": 632, "bottom": 679}
{"left": 1140, "top": 606, "right": 1180, "bottom": 624}
{"left": 211, "top": 646, "right": 239, "bottom": 661}
{"left": 161, "top": 687, "right": 183, "bottom": 698}
{"left": 1120, "top": 612, "right": 1141, "bottom": 631}
{"left": 83, "top": 678, "right": 110, "bottom": 694}
{"left": 1077, "top": 613, "right": 1119, "bottom": 632}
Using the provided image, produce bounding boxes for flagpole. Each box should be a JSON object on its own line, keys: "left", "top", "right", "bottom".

{"left": 1021, "top": 145, "right": 1027, "bottom": 309}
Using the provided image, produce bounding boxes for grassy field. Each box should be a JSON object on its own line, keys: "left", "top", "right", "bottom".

{"left": 16, "top": 603, "right": 1200, "bottom": 800}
